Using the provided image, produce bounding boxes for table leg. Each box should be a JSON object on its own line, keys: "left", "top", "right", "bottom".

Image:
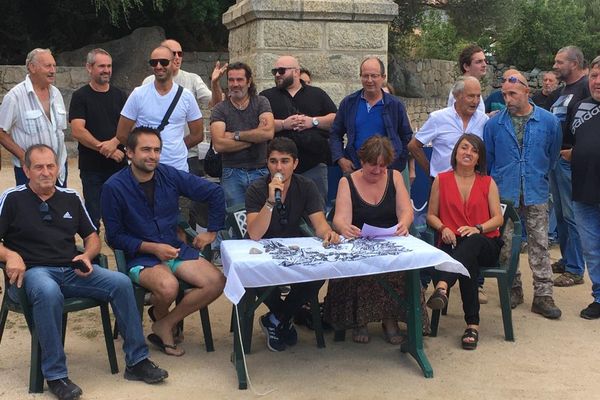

{"left": 400, "top": 269, "right": 434, "bottom": 378}
{"left": 231, "top": 294, "right": 250, "bottom": 390}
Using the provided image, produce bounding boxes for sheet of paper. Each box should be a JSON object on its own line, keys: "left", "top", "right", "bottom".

{"left": 360, "top": 223, "right": 397, "bottom": 238}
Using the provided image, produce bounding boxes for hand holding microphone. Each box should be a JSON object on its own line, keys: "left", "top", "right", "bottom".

{"left": 273, "top": 172, "right": 284, "bottom": 206}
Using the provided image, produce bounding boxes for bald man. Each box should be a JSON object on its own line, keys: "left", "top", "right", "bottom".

{"left": 484, "top": 70, "right": 563, "bottom": 319}
{"left": 260, "top": 56, "right": 337, "bottom": 203}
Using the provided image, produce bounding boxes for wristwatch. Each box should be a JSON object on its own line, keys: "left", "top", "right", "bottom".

{"left": 475, "top": 224, "right": 484, "bottom": 233}
{"left": 234, "top": 131, "right": 241, "bottom": 141}
{"left": 312, "top": 117, "right": 319, "bottom": 127}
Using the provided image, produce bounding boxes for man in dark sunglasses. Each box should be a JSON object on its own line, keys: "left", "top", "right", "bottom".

{"left": 484, "top": 70, "right": 563, "bottom": 320}
{"left": 260, "top": 55, "right": 337, "bottom": 205}
{"left": 245, "top": 137, "right": 340, "bottom": 352}
{"left": 0, "top": 145, "right": 168, "bottom": 400}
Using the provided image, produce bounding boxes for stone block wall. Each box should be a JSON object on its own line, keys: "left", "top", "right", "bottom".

{"left": 401, "top": 97, "right": 447, "bottom": 131}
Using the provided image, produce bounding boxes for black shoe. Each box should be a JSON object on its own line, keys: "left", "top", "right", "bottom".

{"left": 280, "top": 319, "right": 298, "bottom": 346}
{"left": 580, "top": 302, "right": 600, "bottom": 320}
{"left": 551, "top": 260, "right": 566, "bottom": 274}
{"left": 259, "top": 313, "right": 286, "bottom": 352}
{"left": 531, "top": 296, "right": 562, "bottom": 319}
{"left": 124, "top": 358, "right": 168, "bottom": 384}
{"left": 510, "top": 287, "right": 524, "bottom": 309}
{"left": 47, "top": 377, "right": 82, "bottom": 400}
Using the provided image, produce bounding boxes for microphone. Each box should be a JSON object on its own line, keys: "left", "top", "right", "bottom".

{"left": 273, "top": 172, "right": 283, "bottom": 204}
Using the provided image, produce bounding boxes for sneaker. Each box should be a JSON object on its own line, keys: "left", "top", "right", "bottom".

{"left": 47, "top": 377, "right": 82, "bottom": 400}
{"left": 478, "top": 287, "right": 488, "bottom": 304}
{"left": 553, "top": 271, "right": 584, "bottom": 287}
{"left": 551, "top": 260, "right": 566, "bottom": 274}
{"left": 531, "top": 296, "right": 562, "bottom": 319}
{"left": 124, "top": 358, "right": 168, "bottom": 384}
{"left": 580, "top": 302, "right": 600, "bottom": 320}
{"left": 279, "top": 319, "right": 298, "bottom": 346}
{"left": 510, "top": 287, "right": 524, "bottom": 309}
{"left": 259, "top": 313, "right": 286, "bottom": 352}
{"left": 212, "top": 250, "right": 222, "bottom": 266}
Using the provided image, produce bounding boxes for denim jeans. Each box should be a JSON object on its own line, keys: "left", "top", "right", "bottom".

{"left": 80, "top": 169, "right": 116, "bottom": 229}
{"left": 221, "top": 166, "right": 269, "bottom": 208}
{"left": 300, "top": 163, "right": 328, "bottom": 208}
{"left": 549, "top": 158, "right": 585, "bottom": 275}
{"left": 8, "top": 266, "right": 148, "bottom": 380}
{"left": 572, "top": 202, "right": 600, "bottom": 303}
{"left": 15, "top": 162, "right": 68, "bottom": 188}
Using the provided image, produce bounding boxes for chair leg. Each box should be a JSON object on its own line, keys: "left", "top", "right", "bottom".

{"left": 100, "top": 304, "right": 119, "bottom": 373}
{"left": 29, "top": 330, "right": 44, "bottom": 393}
{"left": 0, "top": 302, "right": 9, "bottom": 344}
{"left": 333, "top": 330, "right": 346, "bottom": 342}
{"left": 497, "top": 278, "right": 515, "bottom": 341}
{"left": 309, "top": 295, "right": 325, "bottom": 348}
{"left": 113, "top": 320, "right": 119, "bottom": 340}
{"left": 199, "top": 307, "right": 214, "bottom": 352}
{"left": 429, "top": 309, "right": 440, "bottom": 337}
{"left": 61, "top": 314, "right": 67, "bottom": 346}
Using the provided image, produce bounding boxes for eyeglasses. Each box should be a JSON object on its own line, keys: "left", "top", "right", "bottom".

{"left": 39, "top": 201, "right": 52, "bottom": 222}
{"left": 276, "top": 202, "right": 288, "bottom": 226}
{"left": 502, "top": 76, "right": 528, "bottom": 87}
{"left": 148, "top": 59, "right": 170, "bottom": 67}
{"left": 360, "top": 73, "right": 382, "bottom": 81}
{"left": 172, "top": 51, "right": 184, "bottom": 57}
{"left": 271, "top": 67, "right": 296, "bottom": 76}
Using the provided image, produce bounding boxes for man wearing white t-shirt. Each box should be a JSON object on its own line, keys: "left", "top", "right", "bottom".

{"left": 447, "top": 44, "right": 487, "bottom": 115}
{"left": 116, "top": 46, "right": 203, "bottom": 172}
{"left": 408, "top": 76, "right": 488, "bottom": 179}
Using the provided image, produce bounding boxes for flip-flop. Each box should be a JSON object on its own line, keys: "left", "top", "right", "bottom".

{"left": 148, "top": 306, "right": 184, "bottom": 343}
{"left": 426, "top": 287, "right": 448, "bottom": 310}
{"left": 147, "top": 333, "right": 185, "bottom": 356}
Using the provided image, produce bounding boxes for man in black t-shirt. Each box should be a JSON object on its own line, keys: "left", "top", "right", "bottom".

{"left": 245, "top": 137, "right": 339, "bottom": 352}
{"left": 0, "top": 145, "right": 167, "bottom": 400}
{"left": 531, "top": 71, "right": 559, "bottom": 110}
{"left": 69, "top": 48, "right": 128, "bottom": 229}
{"left": 547, "top": 46, "right": 589, "bottom": 286}
{"left": 260, "top": 55, "right": 337, "bottom": 204}
{"left": 562, "top": 56, "right": 600, "bottom": 319}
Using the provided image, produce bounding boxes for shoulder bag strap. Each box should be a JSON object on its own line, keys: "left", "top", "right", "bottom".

{"left": 157, "top": 85, "right": 184, "bottom": 132}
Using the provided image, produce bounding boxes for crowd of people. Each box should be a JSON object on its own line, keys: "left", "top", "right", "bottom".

{"left": 0, "top": 39, "right": 598, "bottom": 400}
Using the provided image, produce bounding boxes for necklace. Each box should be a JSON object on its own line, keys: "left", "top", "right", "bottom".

{"left": 231, "top": 96, "right": 249, "bottom": 110}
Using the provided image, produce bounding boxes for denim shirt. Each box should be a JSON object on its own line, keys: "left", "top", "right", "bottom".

{"left": 329, "top": 89, "right": 413, "bottom": 171}
{"left": 484, "top": 104, "right": 562, "bottom": 207}
{"left": 101, "top": 164, "right": 225, "bottom": 269}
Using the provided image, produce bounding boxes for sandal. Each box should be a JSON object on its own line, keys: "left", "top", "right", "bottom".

{"left": 148, "top": 306, "right": 184, "bottom": 343}
{"left": 147, "top": 333, "right": 185, "bottom": 356}
{"left": 461, "top": 328, "right": 479, "bottom": 350}
{"left": 352, "top": 326, "right": 370, "bottom": 344}
{"left": 426, "top": 287, "right": 448, "bottom": 310}
{"left": 553, "top": 272, "right": 584, "bottom": 287}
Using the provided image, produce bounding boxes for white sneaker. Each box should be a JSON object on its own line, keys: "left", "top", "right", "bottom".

{"left": 212, "top": 250, "right": 222, "bottom": 266}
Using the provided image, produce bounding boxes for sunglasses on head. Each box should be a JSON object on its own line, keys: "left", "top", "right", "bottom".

{"left": 271, "top": 67, "right": 295, "bottom": 76}
{"left": 172, "top": 51, "right": 184, "bottom": 57}
{"left": 148, "top": 58, "right": 170, "bottom": 67}
{"left": 502, "top": 76, "right": 528, "bottom": 87}
{"left": 39, "top": 201, "right": 52, "bottom": 222}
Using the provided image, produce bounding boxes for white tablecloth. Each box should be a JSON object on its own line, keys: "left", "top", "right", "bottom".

{"left": 221, "top": 235, "right": 467, "bottom": 304}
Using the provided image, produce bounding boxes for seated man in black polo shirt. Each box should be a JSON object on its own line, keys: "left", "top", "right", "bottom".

{"left": 0, "top": 144, "right": 167, "bottom": 400}
{"left": 246, "top": 137, "right": 340, "bottom": 352}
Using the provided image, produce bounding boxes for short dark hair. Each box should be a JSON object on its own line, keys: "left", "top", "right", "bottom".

{"left": 458, "top": 44, "right": 484, "bottom": 74}
{"left": 450, "top": 133, "right": 487, "bottom": 175}
{"left": 227, "top": 62, "right": 257, "bottom": 96}
{"left": 357, "top": 135, "right": 395, "bottom": 166}
{"left": 24, "top": 144, "right": 57, "bottom": 168}
{"left": 299, "top": 67, "right": 311, "bottom": 78}
{"left": 360, "top": 57, "right": 385, "bottom": 76}
{"left": 126, "top": 126, "right": 162, "bottom": 151}
{"left": 267, "top": 137, "right": 298, "bottom": 160}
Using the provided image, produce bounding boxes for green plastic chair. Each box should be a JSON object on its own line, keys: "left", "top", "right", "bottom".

{"left": 0, "top": 253, "right": 118, "bottom": 393}
{"left": 427, "top": 200, "right": 522, "bottom": 341}
{"left": 111, "top": 219, "right": 215, "bottom": 352}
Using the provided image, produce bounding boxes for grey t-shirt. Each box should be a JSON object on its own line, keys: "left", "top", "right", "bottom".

{"left": 210, "top": 95, "right": 272, "bottom": 169}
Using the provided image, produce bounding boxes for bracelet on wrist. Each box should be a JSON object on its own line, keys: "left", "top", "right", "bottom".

{"left": 265, "top": 200, "right": 275, "bottom": 211}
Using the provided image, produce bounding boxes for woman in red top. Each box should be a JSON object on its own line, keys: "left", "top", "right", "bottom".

{"left": 426, "top": 134, "right": 504, "bottom": 350}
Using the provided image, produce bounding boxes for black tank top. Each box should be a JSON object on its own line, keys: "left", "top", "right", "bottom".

{"left": 346, "top": 169, "right": 397, "bottom": 229}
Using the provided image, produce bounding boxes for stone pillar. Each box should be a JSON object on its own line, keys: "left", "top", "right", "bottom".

{"left": 222, "top": 0, "right": 398, "bottom": 104}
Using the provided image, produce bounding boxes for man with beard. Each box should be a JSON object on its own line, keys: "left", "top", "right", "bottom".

{"left": 260, "top": 56, "right": 337, "bottom": 203}
{"left": 115, "top": 46, "right": 203, "bottom": 173}
{"left": 545, "top": 46, "right": 589, "bottom": 287}
{"left": 532, "top": 71, "right": 560, "bottom": 110}
{"left": 0, "top": 48, "right": 69, "bottom": 187}
{"left": 210, "top": 62, "right": 274, "bottom": 209}
{"left": 69, "top": 49, "right": 128, "bottom": 229}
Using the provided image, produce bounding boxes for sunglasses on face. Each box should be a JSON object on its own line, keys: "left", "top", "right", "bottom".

{"left": 271, "top": 67, "right": 295, "bottom": 76}
{"left": 148, "top": 58, "right": 170, "bottom": 67}
{"left": 502, "top": 76, "right": 528, "bottom": 87}
{"left": 172, "top": 51, "right": 183, "bottom": 57}
{"left": 39, "top": 201, "right": 52, "bottom": 222}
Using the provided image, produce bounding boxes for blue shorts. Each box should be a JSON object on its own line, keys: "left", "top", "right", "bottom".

{"left": 128, "top": 258, "right": 184, "bottom": 285}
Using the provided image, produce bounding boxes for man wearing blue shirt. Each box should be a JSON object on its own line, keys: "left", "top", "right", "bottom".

{"left": 102, "top": 127, "right": 226, "bottom": 356}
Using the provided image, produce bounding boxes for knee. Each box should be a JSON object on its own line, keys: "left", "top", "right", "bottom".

{"left": 27, "top": 282, "right": 63, "bottom": 306}
{"left": 153, "top": 278, "right": 179, "bottom": 301}
{"left": 208, "top": 269, "right": 226, "bottom": 293}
